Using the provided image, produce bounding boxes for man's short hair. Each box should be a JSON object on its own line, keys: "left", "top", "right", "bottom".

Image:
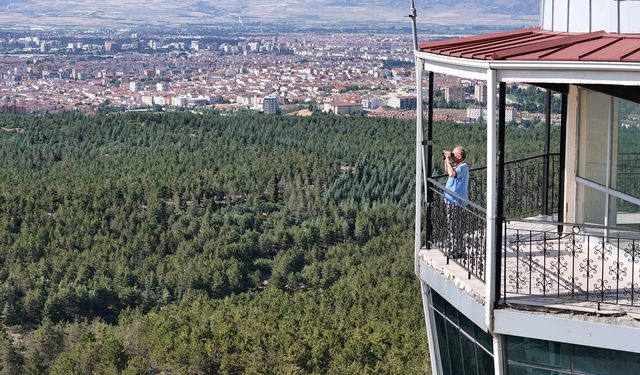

{"left": 454, "top": 146, "right": 467, "bottom": 161}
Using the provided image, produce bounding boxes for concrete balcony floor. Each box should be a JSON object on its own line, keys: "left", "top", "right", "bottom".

{"left": 419, "top": 217, "right": 640, "bottom": 322}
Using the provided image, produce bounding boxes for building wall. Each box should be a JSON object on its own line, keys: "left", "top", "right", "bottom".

{"left": 445, "top": 86, "right": 465, "bottom": 103}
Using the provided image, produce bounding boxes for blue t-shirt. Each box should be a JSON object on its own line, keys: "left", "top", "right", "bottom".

{"left": 444, "top": 162, "right": 469, "bottom": 206}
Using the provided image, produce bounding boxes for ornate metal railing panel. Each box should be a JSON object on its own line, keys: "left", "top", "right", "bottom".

{"left": 427, "top": 178, "right": 487, "bottom": 281}
{"left": 502, "top": 219, "right": 640, "bottom": 306}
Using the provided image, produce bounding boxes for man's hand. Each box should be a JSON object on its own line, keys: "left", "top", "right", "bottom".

{"left": 443, "top": 150, "right": 452, "bottom": 161}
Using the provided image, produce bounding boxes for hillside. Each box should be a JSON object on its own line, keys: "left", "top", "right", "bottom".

{"left": 0, "top": 111, "right": 559, "bottom": 373}
{"left": 0, "top": 0, "right": 539, "bottom": 27}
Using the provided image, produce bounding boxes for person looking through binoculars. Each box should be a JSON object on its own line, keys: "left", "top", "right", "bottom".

{"left": 442, "top": 145, "right": 469, "bottom": 259}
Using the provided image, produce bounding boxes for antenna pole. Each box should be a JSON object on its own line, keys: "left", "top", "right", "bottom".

{"left": 409, "top": 0, "right": 419, "bottom": 51}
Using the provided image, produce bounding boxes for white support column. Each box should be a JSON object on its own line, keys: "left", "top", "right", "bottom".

{"left": 421, "top": 283, "right": 441, "bottom": 375}
{"left": 485, "top": 69, "right": 505, "bottom": 375}
{"left": 414, "top": 57, "right": 424, "bottom": 276}
{"left": 484, "top": 68, "right": 497, "bottom": 330}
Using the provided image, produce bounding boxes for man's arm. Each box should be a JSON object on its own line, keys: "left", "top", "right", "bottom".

{"left": 445, "top": 153, "right": 457, "bottom": 177}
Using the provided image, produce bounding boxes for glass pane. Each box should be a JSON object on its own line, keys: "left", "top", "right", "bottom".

{"left": 615, "top": 99, "right": 640, "bottom": 200}
{"left": 475, "top": 325, "right": 493, "bottom": 353}
{"left": 506, "top": 336, "right": 571, "bottom": 370}
{"left": 609, "top": 196, "right": 640, "bottom": 231}
{"left": 445, "top": 319, "right": 465, "bottom": 374}
{"left": 443, "top": 299, "right": 460, "bottom": 326}
{"left": 458, "top": 310, "right": 475, "bottom": 337}
{"left": 477, "top": 347, "right": 495, "bottom": 375}
{"left": 573, "top": 344, "right": 639, "bottom": 375}
{"left": 507, "top": 364, "right": 565, "bottom": 375}
{"left": 434, "top": 314, "right": 452, "bottom": 375}
{"left": 431, "top": 290, "right": 445, "bottom": 313}
{"left": 576, "top": 184, "right": 606, "bottom": 226}
{"left": 578, "top": 89, "right": 611, "bottom": 185}
{"left": 460, "top": 334, "right": 479, "bottom": 375}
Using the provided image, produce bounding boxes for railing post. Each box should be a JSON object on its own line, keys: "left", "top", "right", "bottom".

{"left": 543, "top": 89, "right": 552, "bottom": 216}
{"left": 485, "top": 69, "right": 497, "bottom": 331}
{"left": 495, "top": 82, "right": 506, "bottom": 306}
{"left": 414, "top": 56, "right": 424, "bottom": 276}
{"left": 558, "top": 93, "right": 568, "bottom": 234}
{"left": 426, "top": 71, "right": 434, "bottom": 249}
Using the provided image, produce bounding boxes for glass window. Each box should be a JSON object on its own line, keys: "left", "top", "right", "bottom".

{"left": 432, "top": 289, "right": 445, "bottom": 312}
{"left": 460, "top": 334, "right": 479, "bottom": 375}
{"left": 614, "top": 100, "right": 640, "bottom": 200}
{"left": 507, "top": 336, "right": 640, "bottom": 375}
{"left": 443, "top": 299, "right": 460, "bottom": 326}
{"left": 434, "top": 314, "right": 452, "bottom": 375}
{"left": 576, "top": 184, "right": 607, "bottom": 226}
{"left": 578, "top": 90, "right": 611, "bottom": 185}
{"left": 610, "top": 196, "right": 640, "bottom": 231}
{"left": 507, "top": 336, "right": 571, "bottom": 370}
{"left": 430, "top": 290, "right": 494, "bottom": 375}
{"left": 477, "top": 346, "right": 495, "bottom": 375}
{"left": 476, "top": 327, "right": 494, "bottom": 353}
{"left": 458, "top": 311, "right": 475, "bottom": 338}
{"left": 507, "top": 364, "right": 565, "bottom": 375}
{"left": 445, "top": 319, "right": 465, "bottom": 373}
{"left": 573, "top": 344, "right": 639, "bottom": 375}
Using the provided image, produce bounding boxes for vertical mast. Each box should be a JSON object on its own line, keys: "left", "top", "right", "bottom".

{"left": 409, "top": 0, "right": 419, "bottom": 51}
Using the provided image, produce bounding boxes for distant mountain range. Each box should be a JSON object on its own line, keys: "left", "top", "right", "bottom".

{"left": 0, "top": 0, "right": 539, "bottom": 28}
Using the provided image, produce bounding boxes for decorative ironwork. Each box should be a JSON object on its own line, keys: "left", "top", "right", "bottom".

{"left": 426, "top": 178, "right": 486, "bottom": 281}
{"left": 502, "top": 219, "right": 640, "bottom": 307}
{"left": 424, "top": 153, "right": 640, "bottom": 308}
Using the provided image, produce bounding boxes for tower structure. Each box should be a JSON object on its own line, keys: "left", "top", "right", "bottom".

{"left": 413, "top": 1, "right": 640, "bottom": 374}
{"left": 263, "top": 93, "right": 279, "bottom": 114}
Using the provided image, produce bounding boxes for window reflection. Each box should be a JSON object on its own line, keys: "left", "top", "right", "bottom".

{"left": 616, "top": 99, "right": 640, "bottom": 200}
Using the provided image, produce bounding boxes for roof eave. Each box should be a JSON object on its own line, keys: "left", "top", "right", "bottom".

{"left": 415, "top": 51, "right": 640, "bottom": 86}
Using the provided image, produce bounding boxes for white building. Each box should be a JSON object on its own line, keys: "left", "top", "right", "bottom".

{"left": 466, "top": 106, "right": 485, "bottom": 121}
{"left": 444, "top": 85, "right": 464, "bottom": 103}
{"left": 129, "top": 82, "right": 141, "bottom": 92}
{"left": 467, "top": 106, "right": 516, "bottom": 122}
{"left": 263, "top": 93, "right": 279, "bottom": 114}
{"left": 172, "top": 96, "right": 188, "bottom": 107}
{"left": 156, "top": 82, "right": 169, "bottom": 92}
{"left": 362, "top": 98, "right": 381, "bottom": 110}
{"left": 475, "top": 82, "right": 487, "bottom": 104}
{"left": 141, "top": 95, "right": 154, "bottom": 106}
{"left": 388, "top": 96, "right": 417, "bottom": 110}
{"left": 413, "top": 1, "right": 640, "bottom": 374}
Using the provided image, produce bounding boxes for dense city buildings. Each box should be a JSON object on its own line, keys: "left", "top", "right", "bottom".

{"left": 0, "top": 28, "right": 573, "bottom": 125}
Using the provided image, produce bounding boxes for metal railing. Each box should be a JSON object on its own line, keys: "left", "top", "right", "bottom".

{"left": 502, "top": 218, "right": 640, "bottom": 306}
{"left": 427, "top": 178, "right": 487, "bottom": 281}
{"left": 432, "top": 154, "right": 560, "bottom": 218}
{"left": 618, "top": 152, "right": 640, "bottom": 212}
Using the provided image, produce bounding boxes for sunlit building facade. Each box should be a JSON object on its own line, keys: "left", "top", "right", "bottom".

{"left": 413, "top": 1, "right": 640, "bottom": 374}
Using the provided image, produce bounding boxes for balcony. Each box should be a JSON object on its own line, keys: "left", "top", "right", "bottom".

{"left": 421, "top": 154, "right": 640, "bottom": 311}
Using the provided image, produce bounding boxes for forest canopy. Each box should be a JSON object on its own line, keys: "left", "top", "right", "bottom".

{"left": 0, "top": 112, "right": 559, "bottom": 374}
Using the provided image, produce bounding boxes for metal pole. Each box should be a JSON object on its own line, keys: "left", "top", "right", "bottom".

{"left": 409, "top": 0, "right": 419, "bottom": 51}
{"left": 485, "top": 69, "right": 497, "bottom": 332}
{"left": 427, "top": 71, "right": 434, "bottom": 249}
{"left": 414, "top": 56, "right": 424, "bottom": 277}
{"left": 495, "top": 82, "right": 506, "bottom": 306}
{"left": 558, "top": 93, "right": 568, "bottom": 232}
{"left": 543, "top": 90, "right": 552, "bottom": 216}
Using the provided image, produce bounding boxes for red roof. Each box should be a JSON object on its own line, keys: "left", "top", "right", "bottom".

{"left": 419, "top": 28, "right": 640, "bottom": 63}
